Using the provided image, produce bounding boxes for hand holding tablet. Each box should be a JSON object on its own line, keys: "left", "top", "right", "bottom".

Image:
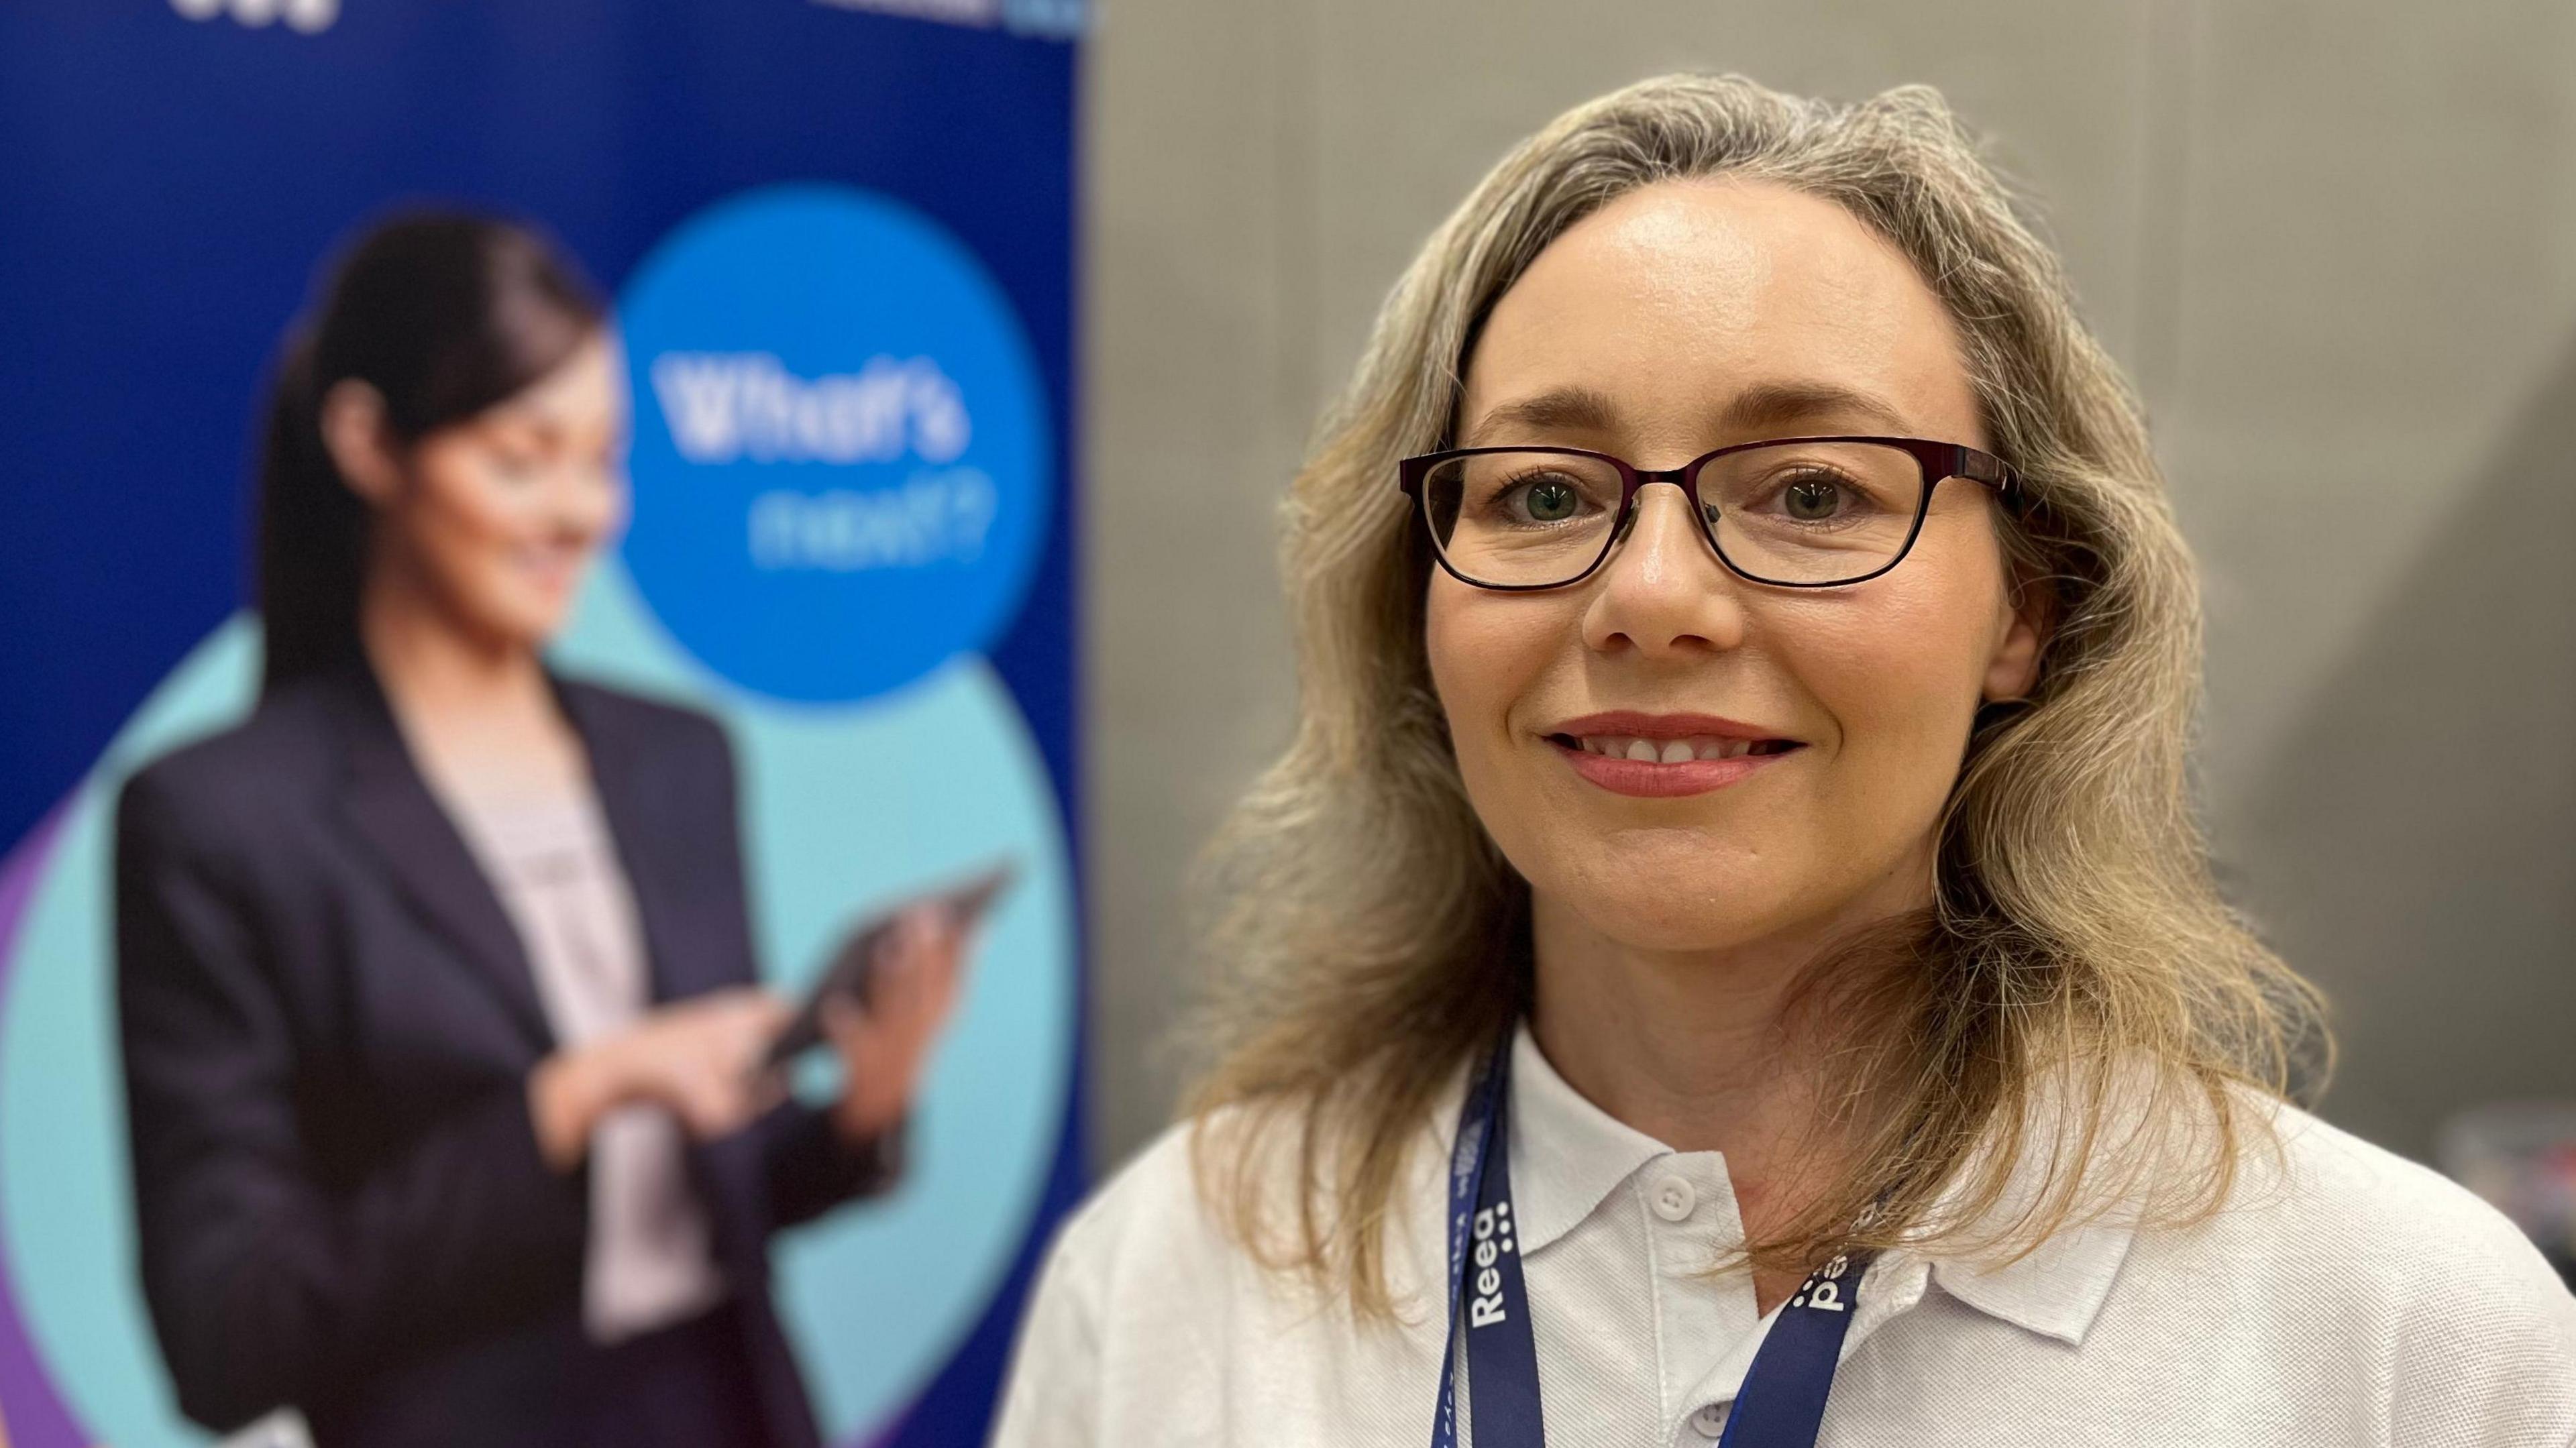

{"left": 761, "top": 860, "right": 1016, "bottom": 1078}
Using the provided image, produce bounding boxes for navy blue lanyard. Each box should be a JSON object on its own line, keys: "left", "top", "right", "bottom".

{"left": 1431, "top": 1035, "right": 1871, "bottom": 1448}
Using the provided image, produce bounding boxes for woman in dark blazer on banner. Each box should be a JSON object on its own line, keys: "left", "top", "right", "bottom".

{"left": 113, "top": 213, "right": 964, "bottom": 1448}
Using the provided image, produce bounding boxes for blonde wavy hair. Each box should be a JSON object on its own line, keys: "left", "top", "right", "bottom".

{"left": 1183, "top": 73, "right": 2326, "bottom": 1313}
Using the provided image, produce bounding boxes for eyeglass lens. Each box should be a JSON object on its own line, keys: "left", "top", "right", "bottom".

{"left": 1417, "top": 441, "right": 1929, "bottom": 588}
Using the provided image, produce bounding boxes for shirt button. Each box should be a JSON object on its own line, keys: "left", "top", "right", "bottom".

{"left": 1689, "top": 1403, "right": 1729, "bottom": 1439}
{"left": 1650, "top": 1176, "right": 1697, "bottom": 1221}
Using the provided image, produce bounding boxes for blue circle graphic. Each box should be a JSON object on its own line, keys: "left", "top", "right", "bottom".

{"left": 620, "top": 184, "right": 1052, "bottom": 703}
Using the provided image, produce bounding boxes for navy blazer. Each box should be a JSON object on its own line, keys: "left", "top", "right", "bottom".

{"left": 114, "top": 662, "right": 891, "bottom": 1447}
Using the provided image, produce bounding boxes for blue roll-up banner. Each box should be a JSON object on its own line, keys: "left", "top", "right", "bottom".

{"left": 0, "top": 3, "right": 1083, "bottom": 1444}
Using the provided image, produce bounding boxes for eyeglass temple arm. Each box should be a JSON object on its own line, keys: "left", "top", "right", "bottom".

{"left": 1949, "top": 445, "right": 2027, "bottom": 510}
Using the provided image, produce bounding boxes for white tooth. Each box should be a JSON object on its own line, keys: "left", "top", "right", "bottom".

{"left": 1581, "top": 738, "right": 1605, "bottom": 756}
{"left": 1624, "top": 739, "right": 1659, "bottom": 763}
{"left": 1725, "top": 739, "right": 1753, "bottom": 759}
{"left": 1695, "top": 739, "right": 1725, "bottom": 761}
{"left": 1658, "top": 740, "right": 1693, "bottom": 765}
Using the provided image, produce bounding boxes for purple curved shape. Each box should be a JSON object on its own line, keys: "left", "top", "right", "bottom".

{"left": 0, "top": 804, "right": 91, "bottom": 1447}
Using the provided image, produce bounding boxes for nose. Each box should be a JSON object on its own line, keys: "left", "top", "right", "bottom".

{"left": 1579, "top": 482, "right": 1750, "bottom": 659}
{"left": 551, "top": 459, "right": 626, "bottom": 541}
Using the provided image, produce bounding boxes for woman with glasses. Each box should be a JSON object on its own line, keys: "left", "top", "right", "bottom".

{"left": 994, "top": 74, "right": 2576, "bottom": 1446}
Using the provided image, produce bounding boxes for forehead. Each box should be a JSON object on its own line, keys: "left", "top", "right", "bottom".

{"left": 1460, "top": 179, "right": 1982, "bottom": 449}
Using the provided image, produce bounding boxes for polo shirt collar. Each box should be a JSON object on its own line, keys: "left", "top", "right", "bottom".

{"left": 1505, "top": 1023, "right": 1670, "bottom": 1254}
{"left": 1916, "top": 1215, "right": 2133, "bottom": 1345}
{"left": 1498, "top": 1019, "right": 2137, "bottom": 1347}
{"left": 1910, "top": 1116, "right": 2139, "bottom": 1347}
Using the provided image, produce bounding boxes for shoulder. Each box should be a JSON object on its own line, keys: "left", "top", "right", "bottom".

{"left": 1030, "top": 1089, "right": 1462, "bottom": 1334}
{"left": 1000, "top": 1100, "right": 1464, "bottom": 1448}
{"left": 115, "top": 683, "right": 340, "bottom": 849}
{"left": 1001, "top": 1118, "right": 1238, "bottom": 1427}
{"left": 553, "top": 674, "right": 737, "bottom": 784}
{"left": 1024, "top": 1101, "right": 1409, "bottom": 1339}
{"left": 555, "top": 675, "right": 731, "bottom": 756}
{"left": 996, "top": 1119, "right": 1247, "bottom": 1445}
{"left": 1036, "top": 1117, "right": 1251, "bottom": 1313}
{"left": 2252, "top": 1099, "right": 2567, "bottom": 1302}
{"left": 2143, "top": 1095, "right": 2576, "bottom": 1423}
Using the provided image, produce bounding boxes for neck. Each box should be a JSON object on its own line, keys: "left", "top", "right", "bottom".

{"left": 1528, "top": 898, "right": 1813, "bottom": 1156}
{"left": 1523, "top": 868, "right": 1929, "bottom": 1237}
{"left": 358, "top": 557, "right": 559, "bottom": 777}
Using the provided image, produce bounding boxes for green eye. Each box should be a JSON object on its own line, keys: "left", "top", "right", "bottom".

{"left": 1523, "top": 479, "right": 1580, "bottom": 522}
{"left": 1784, "top": 478, "right": 1842, "bottom": 521}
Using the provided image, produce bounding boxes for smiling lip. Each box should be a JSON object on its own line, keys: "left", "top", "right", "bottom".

{"left": 514, "top": 543, "right": 587, "bottom": 594}
{"left": 1542, "top": 710, "right": 1805, "bottom": 799}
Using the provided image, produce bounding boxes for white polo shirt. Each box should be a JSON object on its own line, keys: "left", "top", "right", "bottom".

{"left": 993, "top": 1026, "right": 2576, "bottom": 1447}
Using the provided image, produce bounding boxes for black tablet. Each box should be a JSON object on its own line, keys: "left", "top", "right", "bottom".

{"left": 759, "top": 860, "right": 1018, "bottom": 1070}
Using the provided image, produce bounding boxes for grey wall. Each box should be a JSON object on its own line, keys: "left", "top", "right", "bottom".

{"left": 1082, "top": 0, "right": 2576, "bottom": 1174}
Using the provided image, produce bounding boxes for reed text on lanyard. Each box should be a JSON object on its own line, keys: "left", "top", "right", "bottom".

{"left": 1430, "top": 1032, "right": 1872, "bottom": 1448}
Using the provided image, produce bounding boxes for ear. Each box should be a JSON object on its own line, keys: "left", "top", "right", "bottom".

{"left": 1981, "top": 570, "right": 2052, "bottom": 703}
{"left": 319, "top": 378, "right": 402, "bottom": 508}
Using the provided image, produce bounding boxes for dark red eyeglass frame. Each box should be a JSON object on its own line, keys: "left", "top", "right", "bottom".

{"left": 1396, "top": 435, "right": 2025, "bottom": 591}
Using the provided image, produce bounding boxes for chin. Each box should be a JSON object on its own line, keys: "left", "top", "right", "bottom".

{"left": 1543, "top": 865, "right": 1766, "bottom": 948}
{"left": 517, "top": 608, "right": 573, "bottom": 649}
{"left": 466, "top": 598, "right": 570, "bottom": 652}
{"left": 511, "top": 574, "right": 587, "bottom": 630}
{"left": 1527, "top": 826, "right": 1820, "bottom": 944}
{"left": 1584, "top": 896, "right": 1788, "bottom": 954}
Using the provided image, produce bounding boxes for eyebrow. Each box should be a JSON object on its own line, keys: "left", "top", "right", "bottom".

{"left": 1461, "top": 385, "right": 1622, "bottom": 447}
{"left": 1717, "top": 380, "right": 1913, "bottom": 436}
{"left": 1460, "top": 378, "right": 1915, "bottom": 447}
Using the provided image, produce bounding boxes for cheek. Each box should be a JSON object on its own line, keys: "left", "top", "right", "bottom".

{"left": 1424, "top": 577, "right": 1564, "bottom": 752}
{"left": 1432, "top": 577, "right": 1546, "bottom": 736}
{"left": 1421, "top": 577, "right": 1481, "bottom": 730}
{"left": 392, "top": 453, "right": 558, "bottom": 622}
{"left": 409, "top": 456, "right": 537, "bottom": 559}
{"left": 1785, "top": 536, "right": 2000, "bottom": 801}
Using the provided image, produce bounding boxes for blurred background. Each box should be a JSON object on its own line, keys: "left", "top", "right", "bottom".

{"left": 1087, "top": 0, "right": 2576, "bottom": 1194}
{"left": 0, "top": 5, "right": 1084, "bottom": 1446}
{"left": 1, "top": 1, "right": 2571, "bottom": 1443}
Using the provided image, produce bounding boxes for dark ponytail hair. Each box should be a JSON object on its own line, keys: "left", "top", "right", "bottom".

{"left": 256, "top": 211, "right": 604, "bottom": 693}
